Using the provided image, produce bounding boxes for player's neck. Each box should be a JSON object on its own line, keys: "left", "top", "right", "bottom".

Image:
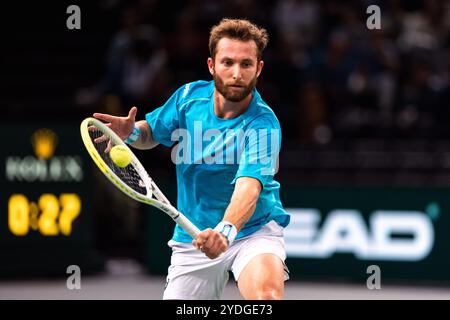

{"left": 213, "top": 90, "right": 252, "bottom": 119}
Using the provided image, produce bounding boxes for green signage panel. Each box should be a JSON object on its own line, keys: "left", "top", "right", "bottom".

{"left": 283, "top": 185, "right": 450, "bottom": 283}
{"left": 0, "top": 123, "right": 102, "bottom": 276}
{"left": 145, "top": 184, "right": 450, "bottom": 284}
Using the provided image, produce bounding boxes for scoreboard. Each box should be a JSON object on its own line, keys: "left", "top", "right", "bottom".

{"left": 0, "top": 123, "right": 102, "bottom": 276}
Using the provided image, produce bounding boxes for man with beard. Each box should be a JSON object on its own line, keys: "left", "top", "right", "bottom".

{"left": 93, "top": 19, "right": 290, "bottom": 300}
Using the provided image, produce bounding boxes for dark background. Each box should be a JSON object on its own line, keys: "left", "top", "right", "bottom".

{"left": 1, "top": 0, "right": 450, "bottom": 272}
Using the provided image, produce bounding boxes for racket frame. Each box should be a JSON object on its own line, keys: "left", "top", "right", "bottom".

{"left": 80, "top": 117, "right": 201, "bottom": 238}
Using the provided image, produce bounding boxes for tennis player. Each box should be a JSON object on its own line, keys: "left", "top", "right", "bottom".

{"left": 93, "top": 18, "right": 290, "bottom": 300}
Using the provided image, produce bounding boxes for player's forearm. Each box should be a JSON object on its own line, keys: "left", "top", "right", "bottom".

{"left": 222, "top": 177, "right": 262, "bottom": 231}
{"left": 130, "top": 120, "right": 159, "bottom": 150}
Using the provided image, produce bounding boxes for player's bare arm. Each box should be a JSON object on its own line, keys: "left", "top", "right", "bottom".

{"left": 222, "top": 177, "right": 262, "bottom": 230}
{"left": 93, "top": 106, "right": 159, "bottom": 150}
{"left": 193, "top": 177, "right": 262, "bottom": 259}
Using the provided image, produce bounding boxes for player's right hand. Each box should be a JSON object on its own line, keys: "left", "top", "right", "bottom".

{"left": 192, "top": 228, "right": 229, "bottom": 259}
{"left": 93, "top": 106, "right": 137, "bottom": 141}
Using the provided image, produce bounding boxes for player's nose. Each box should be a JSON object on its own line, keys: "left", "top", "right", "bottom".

{"left": 231, "top": 65, "right": 242, "bottom": 80}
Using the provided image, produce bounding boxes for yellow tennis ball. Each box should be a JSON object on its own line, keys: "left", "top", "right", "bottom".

{"left": 110, "top": 145, "right": 132, "bottom": 168}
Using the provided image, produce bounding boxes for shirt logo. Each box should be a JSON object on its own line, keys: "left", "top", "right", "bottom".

{"left": 182, "top": 83, "right": 191, "bottom": 98}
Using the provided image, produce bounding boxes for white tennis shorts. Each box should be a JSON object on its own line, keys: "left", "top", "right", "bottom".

{"left": 163, "top": 220, "right": 289, "bottom": 300}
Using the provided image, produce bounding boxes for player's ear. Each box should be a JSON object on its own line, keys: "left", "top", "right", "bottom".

{"left": 207, "top": 57, "right": 215, "bottom": 76}
{"left": 256, "top": 60, "right": 264, "bottom": 78}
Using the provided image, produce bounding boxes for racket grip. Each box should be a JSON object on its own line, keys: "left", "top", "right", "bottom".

{"left": 174, "top": 212, "right": 201, "bottom": 238}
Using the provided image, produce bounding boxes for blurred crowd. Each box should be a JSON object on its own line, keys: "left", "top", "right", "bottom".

{"left": 76, "top": 0, "right": 450, "bottom": 144}
{"left": 70, "top": 0, "right": 450, "bottom": 258}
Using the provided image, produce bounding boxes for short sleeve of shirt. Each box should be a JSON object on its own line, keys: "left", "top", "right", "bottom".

{"left": 231, "top": 116, "right": 281, "bottom": 189}
{"left": 145, "top": 85, "right": 185, "bottom": 147}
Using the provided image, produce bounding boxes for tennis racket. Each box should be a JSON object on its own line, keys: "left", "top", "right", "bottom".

{"left": 80, "top": 117, "right": 201, "bottom": 238}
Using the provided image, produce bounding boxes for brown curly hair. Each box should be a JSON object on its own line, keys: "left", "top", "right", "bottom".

{"left": 209, "top": 18, "right": 269, "bottom": 62}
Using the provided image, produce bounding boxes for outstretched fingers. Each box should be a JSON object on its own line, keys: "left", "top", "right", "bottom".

{"left": 94, "top": 134, "right": 109, "bottom": 144}
{"left": 104, "top": 140, "right": 114, "bottom": 153}
{"left": 93, "top": 112, "right": 116, "bottom": 123}
{"left": 128, "top": 106, "right": 137, "bottom": 119}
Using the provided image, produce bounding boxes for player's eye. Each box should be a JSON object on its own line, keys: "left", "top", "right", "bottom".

{"left": 223, "top": 60, "right": 233, "bottom": 66}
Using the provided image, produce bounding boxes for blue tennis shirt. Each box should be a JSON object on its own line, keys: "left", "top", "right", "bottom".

{"left": 146, "top": 80, "right": 290, "bottom": 242}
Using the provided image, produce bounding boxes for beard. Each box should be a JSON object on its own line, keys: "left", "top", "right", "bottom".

{"left": 213, "top": 72, "right": 258, "bottom": 102}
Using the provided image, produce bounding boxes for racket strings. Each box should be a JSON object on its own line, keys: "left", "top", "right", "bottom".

{"left": 88, "top": 128, "right": 148, "bottom": 196}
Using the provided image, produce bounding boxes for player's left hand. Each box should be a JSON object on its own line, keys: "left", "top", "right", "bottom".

{"left": 192, "top": 228, "right": 229, "bottom": 259}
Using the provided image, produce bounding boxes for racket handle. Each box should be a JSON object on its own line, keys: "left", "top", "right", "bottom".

{"left": 173, "top": 211, "right": 201, "bottom": 238}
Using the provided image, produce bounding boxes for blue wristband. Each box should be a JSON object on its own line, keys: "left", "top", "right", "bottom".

{"left": 124, "top": 126, "right": 140, "bottom": 144}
